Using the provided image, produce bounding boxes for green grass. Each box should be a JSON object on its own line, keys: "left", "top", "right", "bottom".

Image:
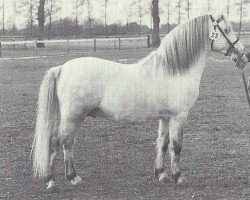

{"left": 0, "top": 49, "right": 249, "bottom": 199}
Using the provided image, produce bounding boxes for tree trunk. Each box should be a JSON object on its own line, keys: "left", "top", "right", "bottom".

{"left": 139, "top": 18, "right": 142, "bottom": 37}
{"left": 238, "top": 0, "right": 243, "bottom": 38}
{"left": 151, "top": 0, "right": 160, "bottom": 47}
{"left": 37, "top": 0, "right": 45, "bottom": 47}
{"left": 48, "top": 14, "right": 52, "bottom": 40}
{"left": 104, "top": 1, "right": 108, "bottom": 38}
{"left": 75, "top": 16, "right": 78, "bottom": 38}
{"left": 207, "top": 0, "right": 211, "bottom": 12}
{"left": 167, "top": 4, "right": 170, "bottom": 33}
{"left": 2, "top": 0, "right": 5, "bottom": 35}
{"left": 30, "top": 0, "right": 34, "bottom": 37}
{"left": 88, "top": 16, "right": 92, "bottom": 38}
{"left": 177, "top": 0, "right": 181, "bottom": 24}
{"left": 227, "top": 0, "right": 230, "bottom": 18}
{"left": 126, "top": 22, "right": 129, "bottom": 36}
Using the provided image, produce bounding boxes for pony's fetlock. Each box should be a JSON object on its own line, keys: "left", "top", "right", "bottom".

{"left": 172, "top": 170, "right": 181, "bottom": 185}
{"left": 70, "top": 175, "right": 83, "bottom": 186}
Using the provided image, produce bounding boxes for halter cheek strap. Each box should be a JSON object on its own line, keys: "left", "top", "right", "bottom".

{"left": 210, "top": 15, "right": 240, "bottom": 56}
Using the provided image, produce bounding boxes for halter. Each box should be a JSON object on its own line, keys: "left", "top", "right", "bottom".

{"left": 210, "top": 15, "right": 240, "bottom": 56}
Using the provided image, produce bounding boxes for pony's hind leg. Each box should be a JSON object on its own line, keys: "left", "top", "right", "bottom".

{"left": 155, "top": 118, "right": 170, "bottom": 182}
{"left": 59, "top": 119, "right": 83, "bottom": 186}
{"left": 168, "top": 113, "right": 188, "bottom": 185}
{"left": 45, "top": 132, "right": 60, "bottom": 191}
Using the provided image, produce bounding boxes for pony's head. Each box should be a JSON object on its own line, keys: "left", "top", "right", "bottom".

{"left": 209, "top": 13, "right": 245, "bottom": 62}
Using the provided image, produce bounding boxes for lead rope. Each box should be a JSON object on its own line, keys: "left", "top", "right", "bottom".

{"left": 241, "top": 71, "right": 250, "bottom": 108}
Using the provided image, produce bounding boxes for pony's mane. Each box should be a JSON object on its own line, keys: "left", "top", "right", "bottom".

{"left": 140, "top": 14, "right": 210, "bottom": 75}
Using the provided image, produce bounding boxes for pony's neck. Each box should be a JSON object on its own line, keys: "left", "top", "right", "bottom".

{"left": 155, "top": 14, "right": 210, "bottom": 76}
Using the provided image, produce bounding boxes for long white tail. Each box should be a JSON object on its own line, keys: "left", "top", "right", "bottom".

{"left": 31, "top": 66, "right": 61, "bottom": 179}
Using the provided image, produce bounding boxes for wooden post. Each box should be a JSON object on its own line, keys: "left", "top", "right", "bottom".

{"left": 35, "top": 41, "right": 38, "bottom": 55}
{"left": 147, "top": 35, "right": 151, "bottom": 48}
{"left": 94, "top": 38, "right": 96, "bottom": 52}
{"left": 67, "top": 37, "right": 70, "bottom": 53}
{"left": 118, "top": 38, "right": 121, "bottom": 50}
{"left": 0, "top": 42, "right": 2, "bottom": 57}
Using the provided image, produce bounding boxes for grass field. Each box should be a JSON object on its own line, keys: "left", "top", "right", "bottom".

{"left": 0, "top": 48, "right": 249, "bottom": 200}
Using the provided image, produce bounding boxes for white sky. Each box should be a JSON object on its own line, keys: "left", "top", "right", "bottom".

{"left": 2, "top": 0, "right": 250, "bottom": 29}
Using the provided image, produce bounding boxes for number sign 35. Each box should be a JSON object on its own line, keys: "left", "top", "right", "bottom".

{"left": 209, "top": 31, "right": 220, "bottom": 40}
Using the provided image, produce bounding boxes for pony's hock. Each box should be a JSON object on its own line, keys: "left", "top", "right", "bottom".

{"left": 31, "top": 13, "right": 246, "bottom": 191}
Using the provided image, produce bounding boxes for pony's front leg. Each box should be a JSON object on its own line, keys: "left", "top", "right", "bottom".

{"left": 169, "top": 113, "right": 188, "bottom": 185}
{"left": 155, "top": 118, "right": 170, "bottom": 182}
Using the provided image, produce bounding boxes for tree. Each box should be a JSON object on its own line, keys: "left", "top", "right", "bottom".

{"left": 123, "top": 1, "right": 134, "bottom": 36}
{"left": 134, "top": 0, "right": 148, "bottom": 36}
{"left": 12, "top": 0, "right": 20, "bottom": 35}
{"left": 72, "top": 0, "right": 84, "bottom": 38}
{"left": 102, "top": 0, "right": 109, "bottom": 37}
{"left": 151, "top": 0, "right": 160, "bottom": 47}
{"left": 1, "top": 0, "right": 5, "bottom": 35}
{"left": 146, "top": 0, "right": 153, "bottom": 32}
{"left": 226, "top": 0, "right": 230, "bottom": 17}
{"left": 162, "top": 0, "right": 172, "bottom": 33}
{"left": 184, "top": 0, "right": 192, "bottom": 20}
{"left": 46, "top": 0, "right": 61, "bottom": 39}
{"left": 20, "top": 0, "right": 37, "bottom": 37}
{"left": 86, "top": 0, "right": 93, "bottom": 37}
{"left": 207, "top": 0, "right": 211, "bottom": 12}
{"left": 176, "top": 0, "right": 183, "bottom": 24}
{"left": 37, "top": 0, "right": 45, "bottom": 47}
{"left": 236, "top": 0, "right": 247, "bottom": 37}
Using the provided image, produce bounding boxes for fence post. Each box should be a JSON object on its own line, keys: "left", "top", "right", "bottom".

{"left": 147, "top": 35, "right": 151, "bottom": 48}
{"left": 67, "top": 37, "right": 70, "bottom": 53}
{"left": 0, "top": 42, "right": 2, "bottom": 57}
{"left": 35, "top": 41, "right": 38, "bottom": 55}
{"left": 94, "top": 38, "right": 96, "bottom": 52}
{"left": 118, "top": 38, "right": 121, "bottom": 50}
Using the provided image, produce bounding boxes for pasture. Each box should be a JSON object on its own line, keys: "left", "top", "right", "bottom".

{"left": 0, "top": 48, "right": 249, "bottom": 199}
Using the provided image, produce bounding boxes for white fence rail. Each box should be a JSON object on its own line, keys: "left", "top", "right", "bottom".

{"left": 0, "top": 36, "right": 151, "bottom": 58}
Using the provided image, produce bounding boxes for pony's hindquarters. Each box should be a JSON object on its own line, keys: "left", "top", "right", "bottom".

{"left": 31, "top": 66, "right": 61, "bottom": 179}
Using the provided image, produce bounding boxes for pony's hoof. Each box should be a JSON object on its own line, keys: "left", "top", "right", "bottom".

{"left": 47, "top": 186, "right": 60, "bottom": 194}
{"left": 70, "top": 175, "right": 83, "bottom": 186}
{"left": 177, "top": 176, "right": 186, "bottom": 186}
{"left": 173, "top": 176, "right": 186, "bottom": 189}
{"left": 46, "top": 180, "right": 60, "bottom": 193}
{"left": 47, "top": 185, "right": 60, "bottom": 194}
{"left": 159, "top": 173, "right": 170, "bottom": 184}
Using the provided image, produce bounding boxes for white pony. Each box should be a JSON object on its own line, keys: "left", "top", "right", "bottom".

{"left": 32, "top": 13, "right": 245, "bottom": 191}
